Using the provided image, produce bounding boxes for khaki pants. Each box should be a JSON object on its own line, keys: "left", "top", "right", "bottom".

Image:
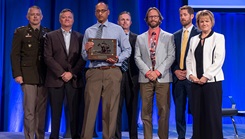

{"left": 81, "top": 67, "right": 122, "bottom": 139}
{"left": 140, "top": 81, "right": 170, "bottom": 139}
{"left": 22, "top": 84, "right": 48, "bottom": 139}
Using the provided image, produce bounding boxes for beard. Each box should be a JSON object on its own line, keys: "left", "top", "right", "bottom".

{"left": 148, "top": 20, "right": 160, "bottom": 28}
{"left": 181, "top": 19, "right": 191, "bottom": 27}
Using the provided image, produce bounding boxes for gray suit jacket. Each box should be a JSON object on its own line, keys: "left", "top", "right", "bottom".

{"left": 134, "top": 29, "right": 175, "bottom": 83}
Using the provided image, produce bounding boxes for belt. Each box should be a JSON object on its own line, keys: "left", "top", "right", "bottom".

{"left": 93, "top": 66, "right": 118, "bottom": 70}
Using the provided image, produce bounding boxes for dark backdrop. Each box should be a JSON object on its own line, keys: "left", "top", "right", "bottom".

{"left": 1, "top": 0, "right": 245, "bottom": 133}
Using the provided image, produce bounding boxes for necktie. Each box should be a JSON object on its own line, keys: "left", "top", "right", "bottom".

{"left": 96, "top": 24, "right": 104, "bottom": 38}
{"left": 121, "top": 33, "right": 129, "bottom": 72}
{"left": 180, "top": 30, "right": 189, "bottom": 69}
{"left": 35, "top": 28, "right": 39, "bottom": 33}
{"left": 34, "top": 28, "right": 40, "bottom": 37}
{"left": 150, "top": 32, "right": 156, "bottom": 70}
{"left": 121, "top": 60, "right": 128, "bottom": 72}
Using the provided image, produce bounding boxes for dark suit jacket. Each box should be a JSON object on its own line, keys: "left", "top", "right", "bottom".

{"left": 11, "top": 24, "right": 50, "bottom": 84}
{"left": 44, "top": 29, "right": 85, "bottom": 88}
{"left": 171, "top": 26, "right": 200, "bottom": 83}
{"left": 127, "top": 32, "right": 139, "bottom": 83}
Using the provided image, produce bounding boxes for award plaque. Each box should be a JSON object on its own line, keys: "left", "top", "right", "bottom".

{"left": 88, "top": 38, "right": 117, "bottom": 60}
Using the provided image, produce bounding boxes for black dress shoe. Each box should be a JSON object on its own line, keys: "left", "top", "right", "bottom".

{"left": 93, "top": 131, "right": 98, "bottom": 138}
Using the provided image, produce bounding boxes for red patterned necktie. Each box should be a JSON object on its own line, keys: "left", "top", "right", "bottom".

{"left": 150, "top": 32, "right": 156, "bottom": 70}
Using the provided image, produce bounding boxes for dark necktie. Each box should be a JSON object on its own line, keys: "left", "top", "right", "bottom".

{"left": 150, "top": 32, "right": 156, "bottom": 70}
{"left": 121, "top": 33, "right": 129, "bottom": 72}
{"left": 96, "top": 24, "right": 104, "bottom": 38}
{"left": 34, "top": 28, "right": 40, "bottom": 37}
{"left": 121, "top": 60, "right": 128, "bottom": 72}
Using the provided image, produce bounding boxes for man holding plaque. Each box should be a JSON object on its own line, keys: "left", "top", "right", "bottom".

{"left": 81, "top": 2, "right": 131, "bottom": 139}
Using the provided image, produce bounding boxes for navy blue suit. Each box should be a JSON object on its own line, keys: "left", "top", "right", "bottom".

{"left": 171, "top": 26, "right": 200, "bottom": 139}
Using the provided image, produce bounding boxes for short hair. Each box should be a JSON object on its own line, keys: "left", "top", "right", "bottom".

{"left": 95, "top": 2, "right": 109, "bottom": 9}
{"left": 118, "top": 11, "right": 131, "bottom": 21}
{"left": 27, "top": 5, "right": 42, "bottom": 16}
{"left": 196, "top": 10, "right": 215, "bottom": 29}
{"left": 144, "top": 7, "right": 164, "bottom": 23}
{"left": 59, "top": 8, "right": 73, "bottom": 18}
{"left": 179, "top": 5, "right": 194, "bottom": 15}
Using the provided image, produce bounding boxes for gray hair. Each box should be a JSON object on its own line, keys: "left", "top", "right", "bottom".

{"left": 27, "top": 5, "right": 42, "bottom": 16}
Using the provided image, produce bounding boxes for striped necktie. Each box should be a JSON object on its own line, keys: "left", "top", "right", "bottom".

{"left": 96, "top": 24, "right": 104, "bottom": 38}
{"left": 121, "top": 33, "right": 129, "bottom": 72}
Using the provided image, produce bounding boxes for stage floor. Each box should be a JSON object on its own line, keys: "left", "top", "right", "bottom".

{"left": 0, "top": 124, "right": 245, "bottom": 139}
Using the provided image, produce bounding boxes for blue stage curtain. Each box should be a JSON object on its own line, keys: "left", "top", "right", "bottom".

{"left": 1, "top": 0, "right": 245, "bottom": 133}
{"left": 0, "top": 0, "right": 5, "bottom": 131}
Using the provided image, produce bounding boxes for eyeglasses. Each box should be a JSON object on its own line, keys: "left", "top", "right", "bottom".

{"left": 148, "top": 15, "right": 159, "bottom": 19}
{"left": 95, "top": 9, "right": 108, "bottom": 14}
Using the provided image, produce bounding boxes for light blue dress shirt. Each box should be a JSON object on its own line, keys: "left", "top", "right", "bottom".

{"left": 82, "top": 20, "right": 131, "bottom": 68}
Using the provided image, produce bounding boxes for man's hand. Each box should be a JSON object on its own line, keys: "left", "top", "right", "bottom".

{"left": 174, "top": 70, "right": 187, "bottom": 80}
{"left": 147, "top": 71, "right": 158, "bottom": 81}
{"left": 15, "top": 76, "right": 23, "bottom": 84}
{"left": 85, "top": 42, "right": 94, "bottom": 52}
{"left": 61, "top": 72, "right": 73, "bottom": 82}
{"left": 106, "top": 56, "right": 118, "bottom": 64}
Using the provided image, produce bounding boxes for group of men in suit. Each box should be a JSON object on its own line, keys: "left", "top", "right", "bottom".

{"left": 11, "top": 6, "right": 86, "bottom": 139}
{"left": 134, "top": 5, "right": 200, "bottom": 139}
{"left": 10, "top": 2, "right": 200, "bottom": 139}
{"left": 10, "top": 3, "right": 138, "bottom": 139}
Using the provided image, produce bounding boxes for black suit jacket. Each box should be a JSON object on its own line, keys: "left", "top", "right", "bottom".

{"left": 44, "top": 29, "right": 86, "bottom": 88}
{"left": 11, "top": 24, "right": 50, "bottom": 84}
{"left": 127, "top": 32, "right": 139, "bottom": 82}
{"left": 171, "top": 26, "right": 200, "bottom": 83}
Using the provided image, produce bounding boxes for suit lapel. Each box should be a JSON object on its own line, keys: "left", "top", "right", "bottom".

{"left": 39, "top": 26, "right": 48, "bottom": 40}
{"left": 186, "top": 27, "right": 197, "bottom": 55}
{"left": 57, "top": 29, "right": 67, "bottom": 56}
{"left": 68, "top": 31, "right": 76, "bottom": 58}
{"left": 156, "top": 30, "right": 164, "bottom": 53}
{"left": 32, "top": 29, "right": 39, "bottom": 39}
{"left": 39, "top": 26, "right": 44, "bottom": 40}
{"left": 177, "top": 29, "right": 183, "bottom": 57}
{"left": 178, "top": 29, "right": 183, "bottom": 46}
{"left": 129, "top": 32, "right": 134, "bottom": 47}
{"left": 144, "top": 32, "right": 150, "bottom": 57}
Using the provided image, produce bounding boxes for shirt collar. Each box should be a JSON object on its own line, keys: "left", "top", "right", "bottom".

{"left": 28, "top": 24, "right": 40, "bottom": 32}
{"left": 96, "top": 20, "right": 109, "bottom": 27}
{"left": 61, "top": 28, "right": 72, "bottom": 33}
{"left": 199, "top": 30, "right": 214, "bottom": 40}
{"left": 182, "top": 24, "right": 193, "bottom": 33}
{"left": 148, "top": 27, "right": 160, "bottom": 37}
